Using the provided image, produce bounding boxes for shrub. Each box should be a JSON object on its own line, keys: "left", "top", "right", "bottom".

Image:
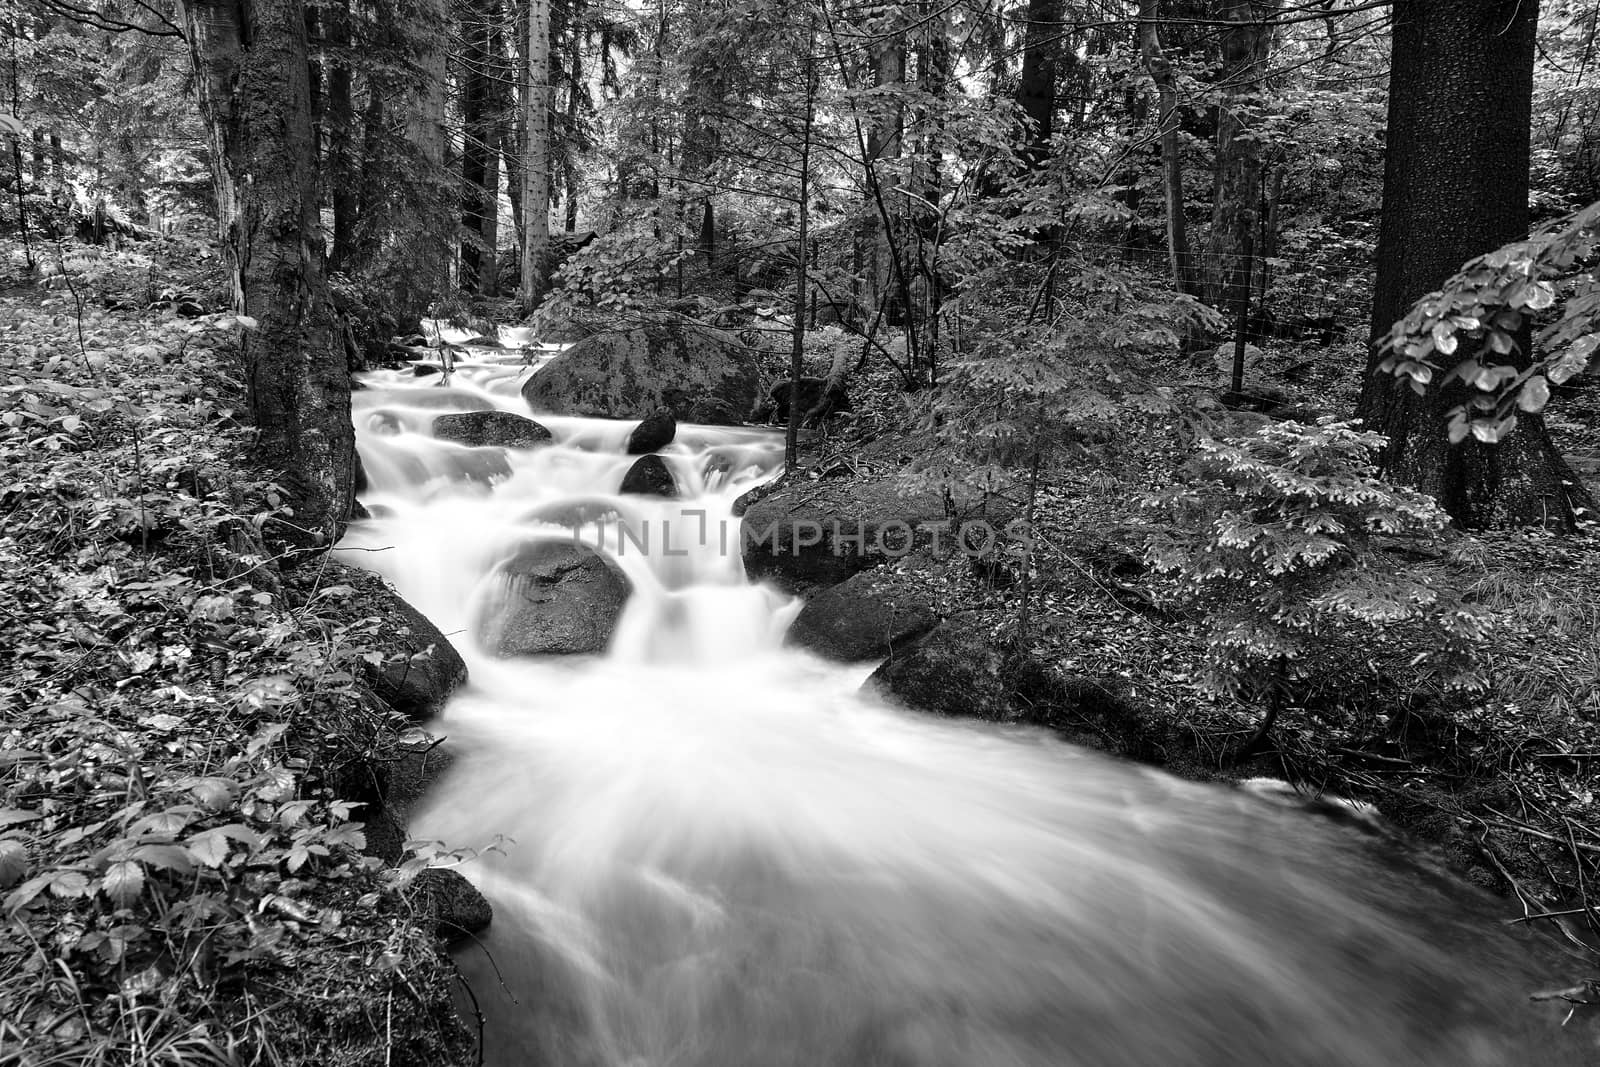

{"left": 1140, "top": 420, "right": 1490, "bottom": 708}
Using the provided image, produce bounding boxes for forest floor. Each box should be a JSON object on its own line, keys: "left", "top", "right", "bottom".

{"left": 0, "top": 237, "right": 474, "bottom": 1065}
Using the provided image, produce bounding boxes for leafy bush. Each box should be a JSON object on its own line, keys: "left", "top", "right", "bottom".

{"left": 1379, "top": 197, "right": 1600, "bottom": 443}
{"left": 536, "top": 221, "right": 692, "bottom": 325}
{"left": 1141, "top": 420, "right": 1490, "bottom": 706}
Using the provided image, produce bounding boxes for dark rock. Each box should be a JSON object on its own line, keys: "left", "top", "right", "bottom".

{"left": 619, "top": 454, "right": 678, "bottom": 498}
{"left": 325, "top": 561, "right": 468, "bottom": 721}
{"left": 786, "top": 571, "right": 937, "bottom": 661}
{"left": 864, "top": 616, "right": 1146, "bottom": 755}
{"left": 736, "top": 474, "right": 1020, "bottom": 594}
{"left": 359, "top": 735, "right": 457, "bottom": 865}
{"left": 520, "top": 321, "right": 764, "bottom": 424}
{"left": 400, "top": 333, "right": 428, "bottom": 347}
{"left": 432, "top": 410, "right": 553, "bottom": 450}
{"left": 476, "top": 542, "right": 630, "bottom": 656}
{"left": 412, "top": 363, "right": 443, "bottom": 377}
{"left": 756, "top": 377, "right": 852, "bottom": 423}
{"left": 410, "top": 868, "right": 493, "bottom": 941}
{"left": 458, "top": 334, "right": 501, "bottom": 348}
{"left": 627, "top": 409, "right": 677, "bottom": 454}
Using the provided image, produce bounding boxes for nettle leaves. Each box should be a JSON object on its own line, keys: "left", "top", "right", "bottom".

{"left": 1380, "top": 198, "right": 1600, "bottom": 444}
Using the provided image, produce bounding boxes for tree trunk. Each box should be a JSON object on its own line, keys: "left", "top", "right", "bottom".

{"left": 1138, "top": 0, "right": 1195, "bottom": 295}
{"left": 681, "top": 0, "right": 721, "bottom": 261}
{"left": 1203, "top": 0, "right": 1276, "bottom": 310}
{"left": 860, "top": 5, "right": 905, "bottom": 329}
{"left": 325, "top": 0, "right": 356, "bottom": 268}
{"left": 460, "top": 0, "right": 504, "bottom": 294}
{"left": 177, "top": 0, "right": 356, "bottom": 545}
{"left": 395, "top": 0, "right": 450, "bottom": 321}
{"left": 519, "top": 0, "right": 551, "bottom": 309}
{"left": 1015, "top": 0, "right": 1062, "bottom": 169}
{"left": 1359, "top": 0, "right": 1588, "bottom": 529}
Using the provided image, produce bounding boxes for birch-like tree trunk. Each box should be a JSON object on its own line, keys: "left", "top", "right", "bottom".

{"left": 519, "top": 0, "right": 552, "bottom": 309}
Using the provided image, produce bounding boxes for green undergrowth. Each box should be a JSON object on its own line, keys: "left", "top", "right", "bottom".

{"left": 0, "top": 242, "right": 472, "bottom": 1065}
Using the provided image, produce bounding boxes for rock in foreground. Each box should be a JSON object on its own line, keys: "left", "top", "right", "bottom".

{"left": 619, "top": 455, "right": 678, "bottom": 497}
{"left": 865, "top": 616, "right": 1142, "bottom": 752}
{"left": 786, "top": 570, "right": 937, "bottom": 661}
{"left": 432, "top": 410, "right": 553, "bottom": 449}
{"left": 476, "top": 542, "right": 630, "bottom": 656}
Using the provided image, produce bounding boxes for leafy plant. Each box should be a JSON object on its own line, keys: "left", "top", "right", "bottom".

{"left": 1141, "top": 420, "right": 1490, "bottom": 717}
{"left": 1379, "top": 197, "right": 1600, "bottom": 443}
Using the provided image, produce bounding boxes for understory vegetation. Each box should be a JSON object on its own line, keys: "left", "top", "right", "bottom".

{"left": 0, "top": 241, "right": 472, "bottom": 1066}
{"left": 7, "top": 0, "right": 1600, "bottom": 1057}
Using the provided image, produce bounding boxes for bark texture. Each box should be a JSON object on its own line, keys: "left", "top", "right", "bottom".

{"left": 179, "top": 0, "right": 357, "bottom": 544}
{"left": 1359, "top": 0, "right": 1588, "bottom": 529}
{"left": 461, "top": 0, "right": 506, "bottom": 294}
{"left": 1138, "top": 0, "right": 1194, "bottom": 295}
{"left": 1202, "top": 0, "right": 1277, "bottom": 309}
{"left": 519, "top": 0, "right": 552, "bottom": 308}
{"left": 1015, "top": 0, "right": 1062, "bottom": 169}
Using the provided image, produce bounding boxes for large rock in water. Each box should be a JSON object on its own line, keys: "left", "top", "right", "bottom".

{"left": 736, "top": 475, "right": 1020, "bottom": 593}
{"left": 865, "top": 616, "right": 1146, "bottom": 754}
{"left": 619, "top": 454, "right": 677, "bottom": 497}
{"left": 432, "top": 410, "right": 553, "bottom": 449}
{"left": 325, "top": 561, "right": 467, "bottom": 721}
{"left": 627, "top": 409, "right": 677, "bottom": 454}
{"left": 476, "top": 542, "right": 630, "bottom": 656}
{"left": 786, "top": 570, "right": 937, "bottom": 661}
{"left": 520, "top": 322, "right": 763, "bottom": 424}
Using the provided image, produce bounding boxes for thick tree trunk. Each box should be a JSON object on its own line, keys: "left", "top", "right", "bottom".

{"left": 395, "top": 0, "right": 450, "bottom": 320}
{"left": 1203, "top": 0, "right": 1276, "bottom": 309}
{"left": 1015, "top": 0, "right": 1062, "bottom": 169}
{"left": 178, "top": 0, "right": 356, "bottom": 545}
{"left": 1138, "top": 0, "right": 1195, "bottom": 295}
{"left": 1359, "top": 0, "right": 1588, "bottom": 529}
{"left": 519, "top": 0, "right": 551, "bottom": 309}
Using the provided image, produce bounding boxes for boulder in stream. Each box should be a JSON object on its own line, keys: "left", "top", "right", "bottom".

{"left": 432, "top": 410, "right": 553, "bottom": 449}
{"left": 627, "top": 409, "right": 677, "bottom": 454}
{"left": 619, "top": 455, "right": 678, "bottom": 498}
{"left": 786, "top": 570, "right": 937, "bottom": 662}
{"left": 736, "top": 475, "right": 1020, "bottom": 594}
{"left": 410, "top": 868, "right": 493, "bottom": 941}
{"left": 865, "top": 615, "right": 1145, "bottom": 754}
{"left": 327, "top": 561, "right": 468, "bottom": 722}
{"left": 477, "top": 542, "right": 630, "bottom": 657}
{"left": 520, "top": 321, "right": 764, "bottom": 424}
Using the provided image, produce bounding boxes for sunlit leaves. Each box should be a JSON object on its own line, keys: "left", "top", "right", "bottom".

{"left": 1379, "top": 198, "right": 1600, "bottom": 439}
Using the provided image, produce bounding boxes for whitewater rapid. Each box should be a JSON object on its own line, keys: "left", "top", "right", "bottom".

{"left": 336, "top": 348, "right": 1591, "bottom": 1067}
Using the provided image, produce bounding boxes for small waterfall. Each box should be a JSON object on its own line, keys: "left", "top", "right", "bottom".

{"left": 337, "top": 354, "right": 1587, "bottom": 1067}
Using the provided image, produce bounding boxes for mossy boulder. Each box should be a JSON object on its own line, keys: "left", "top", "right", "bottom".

{"left": 520, "top": 321, "right": 764, "bottom": 424}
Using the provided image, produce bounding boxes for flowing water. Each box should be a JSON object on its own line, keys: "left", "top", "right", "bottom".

{"left": 337, "top": 351, "right": 1592, "bottom": 1067}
